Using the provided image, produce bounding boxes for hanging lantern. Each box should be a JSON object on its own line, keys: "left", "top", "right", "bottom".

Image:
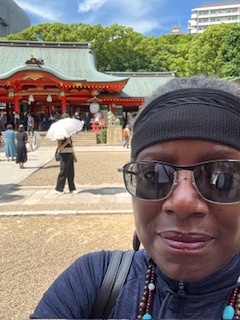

{"left": 46, "top": 94, "right": 52, "bottom": 102}
{"left": 28, "top": 94, "right": 34, "bottom": 102}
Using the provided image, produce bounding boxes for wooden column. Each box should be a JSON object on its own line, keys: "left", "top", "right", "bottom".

{"left": 14, "top": 95, "right": 20, "bottom": 114}
{"left": 61, "top": 96, "right": 67, "bottom": 114}
{"left": 110, "top": 103, "right": 115, "bottom": 114}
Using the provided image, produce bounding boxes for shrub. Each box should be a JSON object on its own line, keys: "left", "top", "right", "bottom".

{"left": 99, "top": 128, "right": 107, "bottom": 143}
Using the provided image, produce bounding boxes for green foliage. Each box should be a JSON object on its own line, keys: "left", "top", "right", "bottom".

{"left": 220, "top": 24, "right": 240, "bottom": 77}
{"left": 3, "top": 21, "right": 240, "bottom": 77}
{"left": 186, "top": 24, "right": 232, "bottom": 77}
{"left": 99, "top": 128, "right": 107, "bottom": 144}
{"left": 169, "top": 34, "right": 194, "bottom": 76}
{"left": 92, "top": 24, "right": 148, "bottom": 71}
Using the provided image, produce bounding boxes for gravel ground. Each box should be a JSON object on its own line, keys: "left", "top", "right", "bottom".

{"left": 0, "top": 151, "right": 135, "bottom": 320}
{"left": 19, "top": 151, "right": 130, "bottom": 186}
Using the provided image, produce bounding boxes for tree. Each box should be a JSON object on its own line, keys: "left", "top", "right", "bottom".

{"left": 169, "top": 34, "right": 193, "bottom": 76}
{"left": 220, "top": 23, "right": 240, "bottom": 78}
{"left": 147, "top": 34, "right": 181, "bottom": 72}
{"left": 5, "top": 23, "right": 72, "bottom": 41}
{"left": 4, "top": 22, "right": 150, "bottom": 72}
{"left": 91, "top": 24, "right": 148, "bottom": 71}
{"left": 186, "top": 23, "right": 231, "bottom": 77}
{"left": 2, "top": 21, "right": 239, "bottom": 76}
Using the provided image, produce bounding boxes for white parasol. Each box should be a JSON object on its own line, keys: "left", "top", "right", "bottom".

{"left": 45, "top": 118, "right": 84, "bottom": 141}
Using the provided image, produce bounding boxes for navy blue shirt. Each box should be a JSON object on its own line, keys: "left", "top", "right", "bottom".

{"left": 30, "top": 249, "right": 240, "bottom": 319}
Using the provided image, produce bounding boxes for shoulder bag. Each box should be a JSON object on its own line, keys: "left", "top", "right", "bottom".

{"left": 91, "top": 250, "right": 135, "bottom": 318}
{"left": 55, "top": 148, "right": 61, "bottom": 161}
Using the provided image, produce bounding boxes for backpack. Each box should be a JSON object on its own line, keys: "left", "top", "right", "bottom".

{"left": 123, "top": 128, "right": 128, "bottom": 137}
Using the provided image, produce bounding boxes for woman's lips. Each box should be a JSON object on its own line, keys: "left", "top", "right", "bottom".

{"left": 160, "top": 231, "right": 213, "bottom": 252}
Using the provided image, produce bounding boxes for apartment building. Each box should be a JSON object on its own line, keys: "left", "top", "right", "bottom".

{"left": 188, "top": 1, "right": 240, "bottom": 34}
{"left": 0, "top": 0, "right": 30, "bottom": 37}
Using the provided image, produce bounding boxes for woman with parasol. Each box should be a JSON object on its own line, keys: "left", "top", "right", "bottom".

{"left": 54, "top": 135, "right": 78, "bottom": 194}
{"left": 46, "top": 112, "right": 84, "bottom": 195}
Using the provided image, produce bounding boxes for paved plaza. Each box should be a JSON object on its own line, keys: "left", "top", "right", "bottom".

{"left": 0, "top": 144, "right": 133, "bottom": 216}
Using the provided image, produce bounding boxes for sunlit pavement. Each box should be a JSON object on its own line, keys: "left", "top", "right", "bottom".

{"left": 0, "top": 145, "right": 133, "bottom": 216}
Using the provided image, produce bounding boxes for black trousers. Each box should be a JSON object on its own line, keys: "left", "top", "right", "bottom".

{"left": 55, "top": 153, "right": 76, "bottom": 192}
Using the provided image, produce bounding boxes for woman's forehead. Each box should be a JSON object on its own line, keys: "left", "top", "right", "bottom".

{"left": 137, "top": 140, "right": 240, "bottom": 163}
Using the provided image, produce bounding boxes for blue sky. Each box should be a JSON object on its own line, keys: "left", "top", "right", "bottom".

{"left": 14, "top": 0, "right": 234, "bottom": 36}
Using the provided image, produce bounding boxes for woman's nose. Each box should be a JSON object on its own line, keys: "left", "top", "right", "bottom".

{"left": 162, "top": 171, "right": 209, "bottom": 218}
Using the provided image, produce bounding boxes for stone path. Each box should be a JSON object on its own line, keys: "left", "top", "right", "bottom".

{"left": 0, "top": 144, "right": 133, "bottom": 215}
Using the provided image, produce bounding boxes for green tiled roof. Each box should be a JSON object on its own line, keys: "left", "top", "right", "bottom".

{"left": 0, "top": 41, "right": 176, "bottom": 98}
{"left": 122, "top": 75, "right": 174, "bottom": 97}
{"left": 0, "top": 40, "right": 129, "bottom": 83}
{"left": 106, "top": 72, "right": 176, "bottom": 98}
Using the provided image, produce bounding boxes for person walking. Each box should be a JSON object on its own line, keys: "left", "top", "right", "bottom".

{"left": 0, "top": 110, "right": 5, "bottom": 131}
{"left": 21, "top": 111, "right": 28, "bottom": 131}
{"left": 123, "top": 124, "right": 130, "bottom": 148}
{"left": 14, "top": 111, "right": 20, "bottom": 130}
{"left": 8, "top": 111, "right": 14, "bottom": 128}
{"left": 54, "top": 114, "right": 78, "bottom": 195}
{"left": 16, "top": 124, "right": 28, "bottom": 169}
{"left": 83, "top": 111, "right": 91, "bottom": 131}
{"left": 27, "top": 113, "right": 34, "bottom": 136}
{"left": 4, "top": 124, "right": 16, "bottom": 161}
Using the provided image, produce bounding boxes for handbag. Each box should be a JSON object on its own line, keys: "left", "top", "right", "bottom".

{"left": 55, "top": 148, "right": 61, "bottom": 161}
{"left": 25, "top": 142, "right": 33, "bottom": 152}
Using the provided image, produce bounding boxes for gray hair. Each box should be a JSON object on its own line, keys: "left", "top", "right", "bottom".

{"left": 139, "top": 75, "right": 240, "bottom": 119}
{"left": 131, "top": 75, "right": 240, "bottom": 160}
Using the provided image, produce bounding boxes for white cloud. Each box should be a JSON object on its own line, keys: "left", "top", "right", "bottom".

{"left": 14, "top": 0, "right": 63, "bottom": 21}
{"left": 76, "top": 0, "right": 165, "bottom": 35}
{"left": 77, "top": 0, "right": 108, "bottom": 12}
{"left": 15, "top": 0, "right": 173, "bottom": 36}
{"left": 111, "top": 0, "right": 162, "bottom": 34}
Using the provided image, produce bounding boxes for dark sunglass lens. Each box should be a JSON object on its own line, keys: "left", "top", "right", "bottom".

{"left": 194, "top": 161, "right": 240, "bottom": 203}
{"left": 124, "top": 162, "right": 175, "bottom": 200}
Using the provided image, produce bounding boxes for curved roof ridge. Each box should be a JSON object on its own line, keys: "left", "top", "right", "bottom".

{"left": 0, "top": 64, "right": 86, "bottom": 81}
{"left": 0, "top": 40, "right": 129, "bottom": 83}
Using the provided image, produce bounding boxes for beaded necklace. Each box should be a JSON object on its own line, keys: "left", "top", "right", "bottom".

{"left": 222, "top": 286, "right": 240, "bottom": 320}
{"left": 137, "top": 264, "right": 155, "bottom": 319}
{"left": 137, "top": 265, "right": 240, "bottom": 320}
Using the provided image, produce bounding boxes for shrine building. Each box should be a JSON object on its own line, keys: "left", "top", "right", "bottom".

{"left": 0, "top": 40, "right": 176, "bottom": 126}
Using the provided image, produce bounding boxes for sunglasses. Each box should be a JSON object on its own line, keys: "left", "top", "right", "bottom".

{"left": 119, "top": 160, "right": 240, "bottom": 204}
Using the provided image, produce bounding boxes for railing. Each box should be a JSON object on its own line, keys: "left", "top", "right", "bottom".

{"left": 91, "top": 121, "right": 108, "bottom": 132}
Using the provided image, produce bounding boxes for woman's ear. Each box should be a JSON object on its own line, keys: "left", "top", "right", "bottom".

{"left": 132, "top": 230, "right": 140, "bottom": 251}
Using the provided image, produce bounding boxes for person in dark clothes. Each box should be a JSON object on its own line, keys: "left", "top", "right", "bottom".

{"left": 16, "top": 124, "right": 28, "bottom": 168}
{"left": 31, "top": 75, "right": 240, "bottom": 319}
{"left": 54, "top": 114, "right": 78, "bottom": 195}
{"left": 20, "top": 111, "right": 28, "bottom": 131}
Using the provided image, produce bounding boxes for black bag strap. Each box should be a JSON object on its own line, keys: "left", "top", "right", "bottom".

{"left": 91, "top": 250, "right": 135, "bottom": 318}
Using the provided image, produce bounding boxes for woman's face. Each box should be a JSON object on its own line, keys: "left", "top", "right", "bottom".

{"left": 133, "top": 140, "right": 240, "bottom": 281}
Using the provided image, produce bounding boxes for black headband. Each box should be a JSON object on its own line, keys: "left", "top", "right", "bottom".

{"left": 131, "top": 88, "right": 240, "bottom": 159}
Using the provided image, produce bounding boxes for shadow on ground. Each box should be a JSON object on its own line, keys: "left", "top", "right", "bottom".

{"left": 0, "top": 185, "right": 25, "bottom": 202}
{"left": 80, "top": 187, "right": 126, "bottom": 195}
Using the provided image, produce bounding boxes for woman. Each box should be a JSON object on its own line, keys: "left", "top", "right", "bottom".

{"left": 4, "top": 124, "right": 16, "bottom": 161}
{"left": 54, "top": 114, "right": 78, "bottom": 195}
{"left": 14, "top": 111, "right": 20, "bottom": 130}
{"left": 16, "top": 124, "right": 28, "bottom": 169}
{"left": 31, "top": 75, "right": 240, "bottom": 319}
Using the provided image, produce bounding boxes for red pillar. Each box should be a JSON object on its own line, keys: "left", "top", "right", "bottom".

{"left": 110, "top": 103, "right": 115, "bottom": 114}
{"left": 61, "top": 96, "right": 67, "bottom": 114}
{"left": 14, "top": 95, "right": 20, "bottom": 114}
